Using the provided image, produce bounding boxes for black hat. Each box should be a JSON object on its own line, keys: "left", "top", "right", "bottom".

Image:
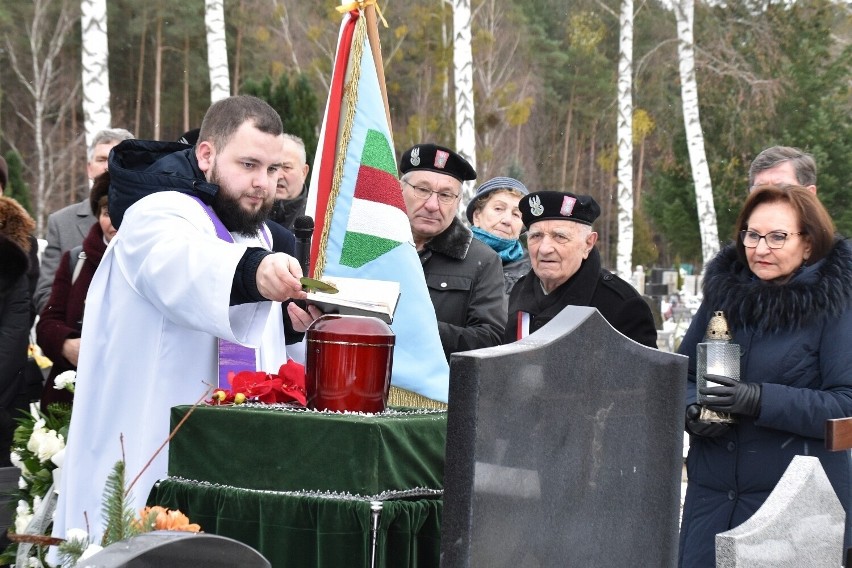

{"left": 466, "top": 177, "right": 529, "bottom": 223}
{"left": 519, "top": 191, "right": 601, "bottom": 228}
{"left": 399, "top": 143, "right": 476, "bottom": 182}
{"left": 177, "top": 128, "right": 200, "bottom": 146}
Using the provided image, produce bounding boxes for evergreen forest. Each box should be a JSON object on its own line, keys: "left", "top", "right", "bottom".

{"left": 0, "top": 0, "right": 850, "bottom": 271}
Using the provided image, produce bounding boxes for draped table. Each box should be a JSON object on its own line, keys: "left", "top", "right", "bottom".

{"left": 149, "top": 404, "right": 447, "bottom": 568}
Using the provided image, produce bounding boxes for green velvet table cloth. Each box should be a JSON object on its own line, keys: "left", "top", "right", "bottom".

{"left": 150, "top": 405, "right": 447, "bottom": 567}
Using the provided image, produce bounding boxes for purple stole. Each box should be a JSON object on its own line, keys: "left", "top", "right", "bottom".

{"left": 189, "top": 197, "right": 270, "bottom": 390}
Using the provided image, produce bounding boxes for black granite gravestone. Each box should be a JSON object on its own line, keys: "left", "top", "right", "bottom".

{"left": 80, "top": 531, "right": 270, "bottom": 567}
{"left": 441, "top": 306, "right": 687, "bottom": 567}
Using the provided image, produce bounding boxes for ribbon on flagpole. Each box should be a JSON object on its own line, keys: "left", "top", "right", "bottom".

{"left": 336, "top": 0, "right": 389, "bottom": 28}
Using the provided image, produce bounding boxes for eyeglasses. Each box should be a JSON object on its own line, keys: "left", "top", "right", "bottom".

{"left": 739, "top": 230, "right": 804, "bottom": 249}
{"left": 402, "top": 180, "right": 459, "bottom": 204}
{"left": 527, "top": 231, "right": 572, "bottom": 245}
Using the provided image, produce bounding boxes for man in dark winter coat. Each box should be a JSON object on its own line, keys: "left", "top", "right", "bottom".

{"left": 504, "top": 191, "right": 657, "bottom": 348}
{"left": 267, "top": 134, "right": 310, "bottom": 231}
{"left": 399, "top": 143, "right": 506, "bottom": 361}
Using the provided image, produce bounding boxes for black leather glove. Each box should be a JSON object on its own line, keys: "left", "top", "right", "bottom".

{"left": 685, "top": 404, "right": 731, "bottom": 438}
{"left": 700, "top": 374, "right": 762, "bottom": 417}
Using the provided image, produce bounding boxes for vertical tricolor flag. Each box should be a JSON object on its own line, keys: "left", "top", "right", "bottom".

{"left": 306, "top": 8, "right": 449, "bottom": 402}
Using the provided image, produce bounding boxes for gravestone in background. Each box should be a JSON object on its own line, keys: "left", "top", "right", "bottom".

{"left": 81, "top": 531, "right": 271, "bottom": 567}
{"left": 682, "top": 274, "right": 699, "bottom": 297}
{"left": 716, "top": 455, "right": 845, "bottom": 568}
{"left": 441, "top": 306, "right": 687, "bottom": 567}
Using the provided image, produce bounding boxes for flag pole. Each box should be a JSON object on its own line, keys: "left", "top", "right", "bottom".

{"left": 364, "top": 5, "right": 393, "bottom": 135}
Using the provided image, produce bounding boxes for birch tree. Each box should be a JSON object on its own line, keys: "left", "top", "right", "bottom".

{"left": 615, "top": 0, "right": 634, "bottom": 280}
{"left": 206, "top": 0, "right": 231, "bottom": 102}
{"left": 674, "top": 0, "right": 719, "bottom": 265}
{"left": 451, "top": 0, "right": 477, "bottom": 210}
{"left": 4, "top": 0, "right": 80, "bottom": 234}
{"left": 80, "top": 0, "right": 111, "bottom": 149}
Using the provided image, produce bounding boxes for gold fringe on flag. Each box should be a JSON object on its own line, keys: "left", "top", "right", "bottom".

{"left": 314, "top": 16, "right": 368, "bottom": 279}
{"left": 388, "top": 386, "right": 448, "bottom": 410}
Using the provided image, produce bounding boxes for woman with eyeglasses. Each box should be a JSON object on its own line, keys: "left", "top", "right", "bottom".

{"left": 678, "top": 184, "right": 852, "bottom": 567}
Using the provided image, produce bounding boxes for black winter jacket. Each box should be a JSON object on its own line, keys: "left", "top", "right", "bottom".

{"left": 268, "top": 187, "right": 308, "bottom": 231}
{"left": 420, "top": 217, "right": 507, "bottom": 361}
{"left": 107, "top": 139, "right": 300, "bottom": 341}
{"left": 504, "top": 247, "right": 657, "bottom": 348}
{"left": 678, "top": 240, "right": 852, "bottom": 567}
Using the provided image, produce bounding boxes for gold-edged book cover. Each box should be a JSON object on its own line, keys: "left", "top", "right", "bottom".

{"left": 306, "top": 276, "right": 400, "bottom": 324}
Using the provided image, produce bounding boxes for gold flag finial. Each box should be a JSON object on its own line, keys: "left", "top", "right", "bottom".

{"left": 704, "top": 311, "right": 732, "bottom": 342}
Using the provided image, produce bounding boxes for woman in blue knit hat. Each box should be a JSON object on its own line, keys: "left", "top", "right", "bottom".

{"left": 466, "top": 176, "right": 530, "bottom": 294}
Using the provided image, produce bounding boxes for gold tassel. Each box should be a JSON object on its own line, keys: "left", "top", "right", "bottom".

{"left": 388, "top": 387, "right": 447, "bottom": 410}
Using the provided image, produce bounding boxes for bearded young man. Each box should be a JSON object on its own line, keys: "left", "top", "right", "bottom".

{"left": 50, "top": 96, "right": 307, "bottom": 548}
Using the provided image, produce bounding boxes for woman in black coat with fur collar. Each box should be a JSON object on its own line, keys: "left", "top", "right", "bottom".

{"left": 678, "top": 185, "right": 852, "bottom": 567}
{"left": 0, "top": 196, "right": 36, "bottom": 466}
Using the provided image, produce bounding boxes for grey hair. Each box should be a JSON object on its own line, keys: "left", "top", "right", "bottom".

{"left": 283, "top": 133, "right": 307, "bottom": 165}
{"left": 87, "top": 128, "right": 134, "bottom": 162}
{"left": 748, "top": 146, "right": 817, "bottom": 187}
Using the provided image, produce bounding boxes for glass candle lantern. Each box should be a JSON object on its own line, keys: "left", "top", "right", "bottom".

{"left": 696, "top": 311, "right": 740, "bottom": 424}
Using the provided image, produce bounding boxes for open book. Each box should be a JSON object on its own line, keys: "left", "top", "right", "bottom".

{"left": 306, "top": 276, "right": 401, "bottom": 324}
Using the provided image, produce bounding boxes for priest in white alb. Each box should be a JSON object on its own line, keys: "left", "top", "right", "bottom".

{"left": 50, "top": 96, "right": 307, "bottom": 548}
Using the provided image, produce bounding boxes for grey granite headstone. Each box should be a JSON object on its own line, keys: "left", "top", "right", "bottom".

{"left": 79, "top": 531, "right": 271, "bottom": 567}
{"left": 716, "top": 455, "right": 845, "bottom": 568}
{"left": 442, "top": 306, "right": 688, "bottom": 567}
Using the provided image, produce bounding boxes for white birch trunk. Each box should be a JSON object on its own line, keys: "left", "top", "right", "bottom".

{"left": 205, "top": 0, "right": 231, "bottom": 102}
{"left": 674, "top": 0, "right": 719, "bottom": 265}
{"left": 6, "top": 0, "right": 78, "bottom": 234}
{"left": 452, "top": 0, "right": 477, "bottom": 213}
{"left": 80, "top": 0, "right": 111, "bottom": 150}
{"left": 615, "top": 0, "right": 634, "bottom": 280}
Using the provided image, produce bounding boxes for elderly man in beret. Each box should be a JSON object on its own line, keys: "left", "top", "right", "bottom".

{"left": 467, "top": 176, "right": 530, "bottom": 294}
{"left": 505, "top": 190, "right": 657, "bottom": 348}
{"left": 399, "top": 143, "right": 507, "bottom": 361}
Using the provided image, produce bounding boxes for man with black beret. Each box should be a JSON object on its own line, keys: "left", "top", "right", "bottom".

{"left": 399, "top": 143, "right": 506, "bottom": 360}
{"left": 505, "top": 190, "right": 657, "bottom": 348}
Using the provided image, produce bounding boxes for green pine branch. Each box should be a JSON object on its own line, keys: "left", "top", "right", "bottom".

{"left": 100, "top": 460, "right": 142, "bottom": 547}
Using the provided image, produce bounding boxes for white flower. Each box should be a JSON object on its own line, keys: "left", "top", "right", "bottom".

{"left": 18, "top": 476, "right": 27, "bottom": 490}
{"left": 33, "top": 495, "right": 42, "bottom": 512}
{"left": 32, "top": 417, "right": 46, "bottom": 432}
{"left": 26, "top": 557, "right": 44, "bottom": 567}
{"left": 14, "top": 500, "right": 33, "bottom": 534}
{"left": 79, "top": 543, "right": 103, "bottom": 560}
{"left": 54, "top": 370, "right": 77, "bottom": 391}
{"left": 27, "top": 427, "right": 65, "bottom": 463}
{"left": 10, "top": 450, "right": 23, "bottom": 470}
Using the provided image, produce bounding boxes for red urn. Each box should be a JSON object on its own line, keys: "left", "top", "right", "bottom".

{"left": 305, "top": 315, "right": 395, "bottom": 413}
